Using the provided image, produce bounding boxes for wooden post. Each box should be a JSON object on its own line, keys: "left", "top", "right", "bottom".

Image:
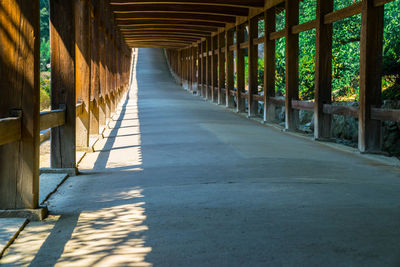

{"left": 236, "top": 24, "right": 246, "bottom": 113}
{"left": 0, "top": 0, "right": 40, "bottom": 209}
{"left": 192, "top": 46, "right": 198, "bottom": 94}
{"left": 206, "top": 37, "right": 212, "bottom": 99}
{"left": 285, "top": 0, "right": 300, "bottom": 131}
{"left": 99, "top": 20, "right": 107, "bottom": 131}
{"left": 89, "top": 1, "right": 100, "bottom": 137}
{"left": 211, "top": 35, "right": 218, "bottom": 102}
{"left": 314, "top": 0, "right": 333, "bottom": 140}
{"left": 201, "top": 41, "right": 207, "bottom": 97}
{"left": 358, "top": 0, "right": 384, "bottom": 152}
{"left": 75, "top": 0, "right": 91, "bottom": 150}
{"left": 225, "top": 29, "right": 235, "bottom": 108}
{"left": 50, "top": 0, "right": 76, "bottom": 170}
{"left": 218, "top": 32, "right": 226, "bottom": 105}
{"left": 264, "top": 7, "right": 276, "bottom": 122}
{"left": 197, "top": 43, "right": 202, "bottom": 95}
{"left": 248, "top": 17, "right": 259, "bottom": 117}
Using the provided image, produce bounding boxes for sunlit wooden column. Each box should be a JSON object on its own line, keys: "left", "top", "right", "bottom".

{"left": 50, "top": 0, "right": 76, "bottom": 170}
{"left": 225, "top": 29, "right": 235, "bottom": 108}
{"left": 206, "top": 37, "right": 212, "bottom": 99}
{"left": 314, "top": 0, "right": 333, "bottom": 140}
{"left": 75, "top": 0, "right": 91, "bottom": 151}
{"left": 284, "top": 0, "right": 300, "bottom": 131}
{"left": 0, "top": 0, "right": 40, "bottom": 209}
{"left": 358, "top": 0, "right": 384, "bottom": 152}
{"left": 98, "top": 11, "right": 107, "bottom": 132}
{"left": 218, "top": 31, "right": 226, "bottom": 105}
{"left": 211, "top": 35, "right": 218, "bottom": 102}
{"left": 105, "top": 31, "right": 111, "bottom": 123}
{"left": 236, "top": 24, "right": 246, "bottom": 113}
{"left": 264, "top": 7, "right": 276, "bottom": 122}
{"left": 89, "top": 1, "right": 100, "bottom": 137}
{"left": 248, "top": 17, "right": 259, "bottom": 117}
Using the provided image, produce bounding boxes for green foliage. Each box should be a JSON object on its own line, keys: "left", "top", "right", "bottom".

{"left": 265, "top": 0, "right": 400, "bottom": 101}
{"left": 40, "top": 0, "right": 50, "bottom": 72}
{"left": 40, "top": 73, "right": 51, "bottom": 111}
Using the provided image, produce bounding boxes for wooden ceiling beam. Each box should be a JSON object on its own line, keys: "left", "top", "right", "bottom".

{"left": 116, "top": 20, "right": 226, "bottom": 28}
{"left": 122, "top": 31, "right": 210, "bottom": 37}
{"left": 114, "top": 12, "right": 236, "bottom": 23}
{"left": 109, "top": 0, "right": 265, "bottom": 8}
{"left": 119, "top": 25, "right": 219, "bottom": 32}
{"left": 111, "top": 4, "right": 249, "bottom": 17}
{"left": 120, "top": 28, "right": 212, "bottom": 35}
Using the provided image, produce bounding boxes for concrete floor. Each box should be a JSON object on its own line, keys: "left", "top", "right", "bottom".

{"left": 2, "top": 48, "right": 400, "bottom": 266}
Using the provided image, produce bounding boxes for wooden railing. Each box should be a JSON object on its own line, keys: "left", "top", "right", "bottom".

{"left": 196, "top": 83, "right": 400, "bottom": 122}
{"left": 0, "top": 116, "right": 22, "bottom": 146}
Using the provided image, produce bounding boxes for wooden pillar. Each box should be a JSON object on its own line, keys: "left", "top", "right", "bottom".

{"left": 285, "top": 0, "right": 300, "bottom": 130}
{"left": 225, "top": 30, "right": 235, "bottom": 108}
{"left": 0, "top": 0, "right": 40, "bottom": 209}
{"left": 50, "top": 0, "right": 76, "bottom": 169}
{"left": 264, "top": 7, "right": 276, "bottom": 122}
{"left": 89, "top": 1, "right": 100, "bottom": 137}
{"left": 218, "top": 32, "right": 226, "bottom": 105}
{"left": 211, "top": 35, "right": 218, "bottom": 102}
{"left": 178, "top": 50, "right": 182, "bottom": 85}
{"left": 75, "top": 0, "right": 91, "bottom": 150}
{"left": 358, "top": 0, "right": 384, "bottom": 152}
{"left": 197, "top": 43, "right": 202, "bottom": 95}
{"left": 248, "top": 17, "right": 259, "bottom": 117}
{"left": 201, "top": 41, "right": 207, "bottom": 97}
{"left": 314, "top": 0, "right": 333, "bottom": 140}
{"left": 192, "top": 46, "right": 198, "bottom": 94}
{"left": 236, "top": 24, "right": 246, "bottom": 113}
{"left": 206, "top": 37, "right": 212, "bottom": 99}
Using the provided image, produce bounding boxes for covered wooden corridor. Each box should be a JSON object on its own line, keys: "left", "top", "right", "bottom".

{"left": 2, "top": 47, "right": 400, "bottom": 266}
{"left": 0, "top": 0, "right": 400, "bottom": 265}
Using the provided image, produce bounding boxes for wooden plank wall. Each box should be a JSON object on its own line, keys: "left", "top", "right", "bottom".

{"left": 167, "top": 0, "right": 397, "bottom": 154}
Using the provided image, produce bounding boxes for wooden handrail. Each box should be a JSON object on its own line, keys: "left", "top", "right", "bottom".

{"left": 292, "top": 100, "right": 315, "bottom": 111}
{"left": 40, "top": 108, "right": 65, "bottom": 131}
{"left": 324, "top": 2, "right": 362, "bottom": 25}
{"left": 76, "top": 101, "right": 84, "bottom": 117}
{"left": 323, "top": 104, "right": 358, "bottom": 118}
{"left": 0, "top": 117, "right": 21, "bottom": 146}
{"left": 371, "top": 108, "right": 400, "bottom": 122}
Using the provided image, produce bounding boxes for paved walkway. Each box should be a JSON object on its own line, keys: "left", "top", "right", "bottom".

{"left": 2, "top": 48, "right": 400, "bottom": 266}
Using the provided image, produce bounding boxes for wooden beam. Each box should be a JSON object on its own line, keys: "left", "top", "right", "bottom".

{"left": 358, "top": 0, "right": 384, "bottom": 152}
{"left": 225, "top": 29, "right": 235, "bottom": 108}
{"left": 218, "top": 31, "right": 226, "bottom": 105}
{"left": 115, "top": 12, "right": 236, "bottom": 23}
{"left": 75, "top": 0, "right": 91, "bottom": 150}
{"left": 314, "top": 0, "right": 333, "bottom": 140}
{"left": 236, "top": 24, "right": 246, "bottom": 113}
{"left": 119, "top": 25, "right": 219, "bottom": 32}
{"left": 264, "top": 7, "right": 276, "bottom": 122}
{"left": 248, "top": 16, "right": 259, "bottom": 117}
{"left": 90, "top": 0, "right": 100, "bottom": 137}
{"left": 0, "top": 0, "right": 40, "bottom": 209}
{"left": 116, "top": 20, "right": 226, "bottom": 28}
{"left": 211, "top": 35, "right": 218, "bottom": 102}
{"left": 111, "top": 4, "right": 249, "bottom": 17}
{"left": 50, "top": 0, "right": 76, "bottom": 169}
{"left": 206, "top": 37, "right": 212, "bottom": 99}
{"left": 324, "top": 2, "right": 362, "bottom": 25}
{"left": 284, "top": 0, "right": 299, "bottom": 131}
{"left": 0, "top": 117, "right": 21, "bottom": 147}
{"left": 40, "top": 109, "right": 66, "bottom": 131}
{"left": 109, "top": 0, "right": 265, "bottom": 8}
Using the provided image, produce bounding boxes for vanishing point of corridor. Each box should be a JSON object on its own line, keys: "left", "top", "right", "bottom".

{"left": 2, "top": 49, "right": 400, "bottom": 266}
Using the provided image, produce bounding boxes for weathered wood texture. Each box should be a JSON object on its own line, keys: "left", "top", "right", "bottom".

{"left": 75, "top": 0, "right": 91, "bottom": 149}
{"left": 225, "top": 29, "right": 235, "bottom": 108}
{"left": 314, "top": 0, "right": 333, "bottom": 140}
{"left": 264, "top": 7, "right": 276, "bottom": 122}
{"left": 285, "top": 0, "right": 299, "bottom": 131}
{"left": 40, "top": 109, "right": 66, "bottom": 131}
{"left": 248, "top": 16, "right": 259, "bottom": 117}
{"left": 0, "top": 0, "right": 40, "bottom": 209}
{"left": 236, "top": 24, "right": 246, "bottom": 113}
{"left": 50, "top": 0, "right": 76, "bottom": 169}
{"left": 358, "top": 0, "right": 384, "bottom": 152}
{"left": 217, "top": 32, "right": 225, "bottom": 105}
{"left": 0, "top": 117, "right": 21, "bottom": 147}
{"left": 90, "top": 0, "right": 100, "bottom": 136}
